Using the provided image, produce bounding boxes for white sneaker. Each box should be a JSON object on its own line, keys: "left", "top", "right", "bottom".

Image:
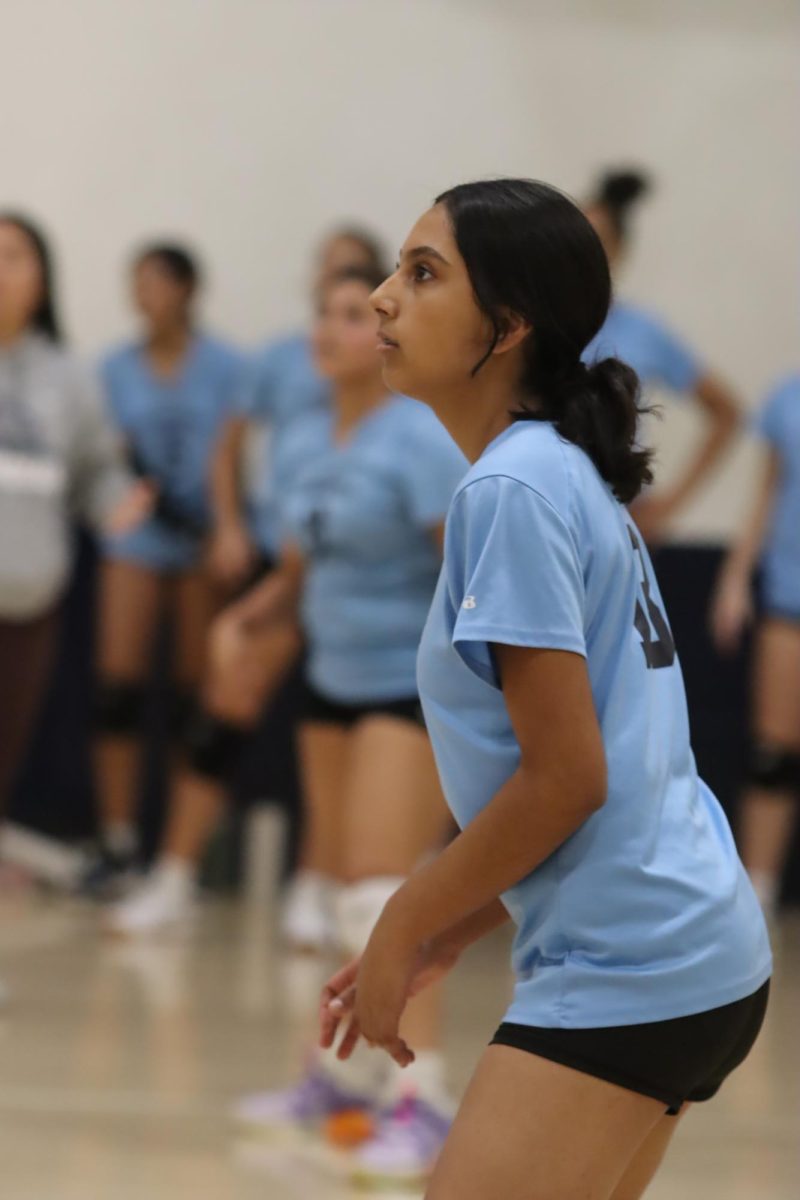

{"left": 232, "top": 1067, "right": 375, "bottom": 1141}
{"left": 279, "top": 871, "right": 338, "bottom": 952}
{"left": 105, "top": 863, "right": 196, "bottom": 936}
{"left": 350, "top": 1096, "right": 452, "bottom": 1189}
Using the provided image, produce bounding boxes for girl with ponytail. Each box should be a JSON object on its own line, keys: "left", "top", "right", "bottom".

{"left": 320, "top": 179, "right": 771, "bottom": 1198}
{"left": 583, "top": 168, "right": 740, "bottom": 543}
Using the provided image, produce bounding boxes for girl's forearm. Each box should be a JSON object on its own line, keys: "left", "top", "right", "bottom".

{"left": 722, "top": 450, "right": 779, "bottom": 579}
{"left": 433, "top": 897, "right": 511, "bottom": 957}
{"left": 385, "top": 761, "right": 602, "bottom": 951}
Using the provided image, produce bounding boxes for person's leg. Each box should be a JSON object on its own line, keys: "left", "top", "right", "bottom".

{"left": 161, "top": 620, "right": 301, "bottom": 864}
{"left": 740, "top": 618, "right": 800, "bottom": 913}
{"left": 0, "top": 611, "right": 60, "bottom": 813}
{"left": 609, "top": 1109, "right": 686, "bottom": 1200}
{"left": 279, "top": 719, "right": 350, "bottom": 949}
{"left": 233, "top": 718, "right": 379, "bottom": 1132}
{"left": 340, "top": 715, "right": 451, "bottom": 1053}
{"left": 156, "top": 567, "right": 222, "bottom": 867}
{"left": 338, "top": 715, "right": 454, "bottom": 1186}
{"left": 106, "top": 614, "right": 302, "bottom": 933}
{"left": 426, "top": 1045, "right": 669, "bottom": 1200}
{"left": 93, "top": 560, "right": 163, "bottom": 858}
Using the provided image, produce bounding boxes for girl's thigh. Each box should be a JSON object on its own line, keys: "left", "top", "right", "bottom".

{"left": 171, "top": 568, "right": 222, "bottom": 690}
{"left": 752, "top": 618, "right": 800, "bottom": 746}
{"left": 426, "top": 1044, "right": 667, "bottom": 1200}
{"left": 97, "top": 559, "right": 163, "bottom": 678}
{"left": 341, "top": 715, "right": 451, "bottom": 880}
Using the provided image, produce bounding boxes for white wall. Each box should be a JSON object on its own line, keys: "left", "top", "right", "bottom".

{"left": 2, "top": 0, "right": 797, "bottom": 540}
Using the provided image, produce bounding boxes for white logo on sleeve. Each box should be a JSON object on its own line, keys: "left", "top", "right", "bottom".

{"left": 462, "top": 595, "right": 477, "bottom": 610}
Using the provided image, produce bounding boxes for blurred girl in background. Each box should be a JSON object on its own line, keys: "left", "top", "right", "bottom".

{"left": 711, "top": 373, "right": 800, "bottom": 915}
{"left": 583, "top": 169, "right": 740, "bottom": 543}
{"left": 102, "top": 228, "right": 389, "bottom": 933}
{"left": 231, "top": 265, "right": 465, "bottom": 1189}
{"left": 84, "top": 243, "right": 245, "bottom": 895}
{"left": 0, "top": 211, "right": 149, "bottom": 916}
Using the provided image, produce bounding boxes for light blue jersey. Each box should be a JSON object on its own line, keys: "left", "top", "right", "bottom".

{"left": 418, "top": 420, "right": 771, "bottom": 1029}
{"left": 754, "top": 374, "right": 800, "bottom": 618}
{"left": 102, "top": 333, "right": 243, "bottom": 570}
{"left": 282, "top": 396, "right": 466, "bottom": 703}
{"left": 240, "top": 334, "right": 330, "bottom": 556}
{"left": 583, "top": 302, "right": 703, "bottom": 397}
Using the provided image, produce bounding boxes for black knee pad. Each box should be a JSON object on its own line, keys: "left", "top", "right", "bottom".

{"left": 93, "top": 680, "right": 146, "bottom": 735}
{"left": 747, "top": 743, "right": 800, "bottom": 792}
{"left": 182, "top": 704, "right": 248, "bottom": 780}
{"left": 168, "top": 688, "right": 196, "bottom": 740}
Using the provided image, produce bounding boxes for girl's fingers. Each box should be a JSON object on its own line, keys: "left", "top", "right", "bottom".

{"left": 319, "top": 978, "right": 359, "bottom": 1048}
{"left": 336, "top": 1016, "right": 363, "bottom": 1061}
{"left": 383, "top": 1036, "right": 415, "bottom": 1068}
{"left": 319, "top": 989, "right": 346, "bottom": 1048}
{"left": 318, "top": 1005, "right": 340, "bottom": 1049}
{"left": 327, "top": 984, "right": 357, "bottom": 1014}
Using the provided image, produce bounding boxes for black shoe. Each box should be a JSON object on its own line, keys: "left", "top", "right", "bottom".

{"left": 78, "top": 847, "right": 141, "bottom": 901}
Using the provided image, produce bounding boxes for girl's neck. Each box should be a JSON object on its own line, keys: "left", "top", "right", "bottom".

{"left": 145, "top": 321, "right": 193, "bottom": 378}
{"left": 332, "top": 375, "right": 390, "bottom": 442}
{"left": 426, "top": 372, "right": 520, "bottom": 464}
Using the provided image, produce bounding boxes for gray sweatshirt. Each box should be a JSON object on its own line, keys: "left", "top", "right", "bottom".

{"left": 0, "top": 332, "right": 130, "bottom": 619}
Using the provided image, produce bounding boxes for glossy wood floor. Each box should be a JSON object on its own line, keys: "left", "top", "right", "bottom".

{"left": 0, "top": 890, "right": 796, "bottom": 1199}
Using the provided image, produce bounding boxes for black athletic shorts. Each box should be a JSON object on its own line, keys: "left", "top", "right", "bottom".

{"left": 491, "top": 980, "right": 770, "bottom": 1116}
{"left": 299, "top": 682, "right": 426, "bottom": 730}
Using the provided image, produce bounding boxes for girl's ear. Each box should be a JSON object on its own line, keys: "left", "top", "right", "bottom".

{"left": 492, "top": 310, "right": 531, "bottom": 357}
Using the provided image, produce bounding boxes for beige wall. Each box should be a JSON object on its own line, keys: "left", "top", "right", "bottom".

{"left": 2, "top": 0, "right": 797, "bottom": 539}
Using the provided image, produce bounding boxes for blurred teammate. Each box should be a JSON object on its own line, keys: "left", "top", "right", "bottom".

{"left": 84, "top": 244, "right": 245, "bottom": 895}
{"left": 583, "top": 169, "right": 740, "bottom": 543}
{"left": 0, "top": 212, "right": 149, "bottom": 907}
{"left": 711, "top": 373, "right": 800, "bottom": 915}
{"left": 106, "top": 228, "right": 389, "bottom": 937}
{"left": 158, "top": 264, "right": 462, "bottom": 1187}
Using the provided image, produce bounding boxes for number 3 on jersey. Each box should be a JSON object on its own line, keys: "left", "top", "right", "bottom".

{"left": 628, "top": 527, "right": 675, "bottom": 670}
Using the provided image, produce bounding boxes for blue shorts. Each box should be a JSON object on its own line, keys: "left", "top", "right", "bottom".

{"left": 103, "top": 517, "right": 204, "bottom": 572}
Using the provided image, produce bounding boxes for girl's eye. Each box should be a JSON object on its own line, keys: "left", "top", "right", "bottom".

{"left": 412, "top": 263, "right": 434, "bottom": 283}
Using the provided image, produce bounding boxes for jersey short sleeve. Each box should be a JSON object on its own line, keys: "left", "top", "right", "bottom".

{"left": 445, "top": 475, "right": 587, "bottom": 686}
{"left": 398, "top": 405, "right": 466, "bottom": 527}
{"left": 752, "top": 378, "right": 796, "bottom": 448}
{"left": 214, "top": 343, "right": 248, "bottom": 415}
{"left": 648, "top": 319, "right": 702, "bottom": 393}
{"left": 237, "top": 345, "right": 281, "bottom": 420}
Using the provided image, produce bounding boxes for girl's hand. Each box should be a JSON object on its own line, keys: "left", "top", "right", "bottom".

{"left": 206, "top": 520, "right": 257, "bottom": 588}
{"left": 204, "top": 607, "right": 268, "bottom": 722}
{"left": 710, "top": 568, "right": 753, "bottom": 655}
{"left": 319, "top": 920, "right": 461, "bottom": 1068}
{"left": 105, "top": 480, "right": 156, "bottom": 536}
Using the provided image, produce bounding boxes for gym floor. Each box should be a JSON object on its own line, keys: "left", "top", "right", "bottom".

{"left": 0, "top": 894, "right": 796, "bottom": 1200}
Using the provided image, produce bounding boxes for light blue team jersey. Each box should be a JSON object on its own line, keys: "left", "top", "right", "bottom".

{"left": 582, "top": 302, "right": 703, "bottom": 397}
{"left": 240, "top": 333, "right": 331, "bottom": 556}
{"left": 281, "top": 395, "right": 466, "bottom": 703}
{"left": 102, "top": 333, "right": 243, "bottom": 569}
{"left": 754, "top": 374, "right": 800, "bottom": 617}
{"left": 418, "top": 420, "right": 771, "bottom": 1029}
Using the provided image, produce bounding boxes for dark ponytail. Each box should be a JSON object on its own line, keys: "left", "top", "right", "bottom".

{"left": 435, "top": 179, "right": 653, "bottom": 504}
{"left": 590, "top": 168, "right": 651, "bottom": 244}
{"left": 0, "top": 212, "right": 63, "bottom": 343}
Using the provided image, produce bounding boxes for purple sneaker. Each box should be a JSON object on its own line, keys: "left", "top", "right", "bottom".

{"left": 350, "top": 1095, "right": 452, "bottom": 1188}
{"left": 232, "top": 1068, "right": 374, "bottom": 1140}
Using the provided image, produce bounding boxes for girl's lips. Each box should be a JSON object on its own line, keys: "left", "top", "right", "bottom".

{"left": 377, "top": 331, "right": 399, "bottom": 351}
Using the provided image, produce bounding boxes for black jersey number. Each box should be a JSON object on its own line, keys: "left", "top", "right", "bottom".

{"left": 628, "top": 527, "right": 675, "bottom": 670}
